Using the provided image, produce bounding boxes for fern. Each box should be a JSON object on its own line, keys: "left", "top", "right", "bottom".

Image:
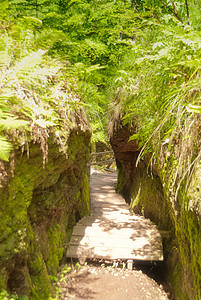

{"left": 0, "top": 16, "right": 86, "bottom": 162}
{"left": 110, "top": 12, "right": 201, "bottom": 164}
{"left": 0, "top": 136, "right": 13, "bottom": 162}
{"left": 0, "top": 117, "right": 28, "bottom": 130}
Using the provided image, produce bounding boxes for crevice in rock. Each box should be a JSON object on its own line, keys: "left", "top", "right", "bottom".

{"left": 7, "top": 255, "right": 29, "bottom": 297}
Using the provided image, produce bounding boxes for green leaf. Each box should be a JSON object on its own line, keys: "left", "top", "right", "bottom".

{"left": 186, "top": 104, "right": 201, "bottom": 114}
{"left": 0, "top": 136, "right": 12, "bottom": 162}
{"left": 0, "top": 118, "right": 29, "bottom": 130}
{"left": 13, "top": 50, "right": 47, "bottom": 75}
{"left": 129, "top": 133, "right": 140, "bottom": 141}
{"left": 35, "top": 119, "right": 57, "bottom": 128}
{"left": 23, "top": 16, "right": 43, "bottom": 27}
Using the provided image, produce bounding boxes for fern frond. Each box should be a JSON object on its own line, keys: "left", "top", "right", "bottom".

{"left": 13, "top": 50, "right": 47, "bottom": 75}
{"left": 0, "top": 136, "right": 12, "bottom": 162}
{"left": 0, "top": 117, "right": 29, "bottom": 130}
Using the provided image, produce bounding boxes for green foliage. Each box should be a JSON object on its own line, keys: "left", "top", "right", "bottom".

{"left": 0, "top": 100, "right": 28, "bottom": 161}
{"left": 4, "top": 0, "right": 201, "bottom": 169}
{"left": 7, "top": 0, "right": 147, "bottom": 147}
{"left": 0, "top": 290, "right": 28, "bottom": 300}
{"left": 0, "top": 137, "right": 12, "bottom": 162}
{"left": 107, "top": 6, "right": 201, "bottom": 298}
{"left": 59, "top": 265, "right": 71, "bottom": 283}
{"left": 0, "top": 14, "right": 87, "bottom": 161}
{"left": 111, "top": 15, "right": 201, "bottom": 159}
{"left": 1, "top": 0, "right": 201, "bottom": 299}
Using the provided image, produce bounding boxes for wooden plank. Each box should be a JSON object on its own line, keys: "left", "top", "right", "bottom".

{"left": 71, "top": 225, "right": 160, "bottom": 240}
{"left": 66, "top": 172, "right": 164, "bottom": 262}
{"left": 75, "top": 221, "right": 153, "bottom": 229}
{"left": 77, "top": 217, "right": 143, "bottom": 226}
{"left": 91, "top": 205, "right": 128, "bottom": 210}
{"left": 91, "top": 159, "right": 115, "bottom": 165}
{"left": 91, "top": 151, "right": 114, "bottom": 156}
{"left": 76, "top": 216, "right": 156, "bottom": 227}
{"left": 67, "top": 245, "right": 163, "bottom": 261}
{"left": 69, "top": 235, "right": 162, "bottom": 250}
{"left": 69, "top": 235, "right": 151, "bottom": 244}
{"left": 78, "top": 211, "right": 150, "bottom": 222}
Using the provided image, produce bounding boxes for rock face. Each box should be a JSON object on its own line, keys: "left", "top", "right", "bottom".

{"left": 0, "top": 115, "right": 91, "bottom": 298}
{"left": 110, "top": 122, "right": 201, "bottom": 300}
{"left": 110, "top": 126, "right": 170, "bottom": 229}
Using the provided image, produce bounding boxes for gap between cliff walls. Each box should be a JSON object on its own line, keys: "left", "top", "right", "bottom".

{"left": 110, "top": 125, "right": 171, "bottom": 230}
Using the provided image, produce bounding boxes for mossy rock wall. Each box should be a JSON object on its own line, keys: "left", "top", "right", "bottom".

{"left": 111, "top": 125, "right": 201, "bottom": 300}
{"left": 110, "top": 127, "right": 170, "bottom": 230}
{"left": 160, "top": 157, "right": 201, "bottom": 300}
{"left": 0, "top": 127, "right": 91, "bottom": 299}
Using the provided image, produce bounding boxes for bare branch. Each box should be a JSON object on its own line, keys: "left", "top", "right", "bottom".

{"left": 185, "top": 0, "right": 190, "bottom": 25}
{"left": 158, "top": 0, "right": 183, "bottom": 23}
{"left": 169, "top": 0, "right": 179, "bottom": 17}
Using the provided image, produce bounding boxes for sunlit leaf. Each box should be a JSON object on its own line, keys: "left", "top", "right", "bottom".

{"left": 186, "top": 104, "right": 201, "bottom": 114}
{"left": 0, "top": 118, "right": 29, "bottom": 130}
{"left": 0, "top": 136, "right": 12, "bottom": 162}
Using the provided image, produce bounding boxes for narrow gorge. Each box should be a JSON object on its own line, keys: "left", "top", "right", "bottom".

{"left": 1, "top": 1, "right": 201, "bottom": 299}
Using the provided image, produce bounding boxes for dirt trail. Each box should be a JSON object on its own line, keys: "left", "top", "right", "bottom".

{"left": 57, "top": 263, "right": 170, "bottom": 299}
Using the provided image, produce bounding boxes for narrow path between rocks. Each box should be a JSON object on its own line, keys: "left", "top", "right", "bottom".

{"left": 61, "top": 171, "right": 171, "bottom": 299}
{"left": 67, "top": 172, "right": 163, "bottom": 261}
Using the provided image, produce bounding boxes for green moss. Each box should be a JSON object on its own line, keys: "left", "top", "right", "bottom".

{"left": 127, "top": 164, "right": 170, "bottom": 229}
{"left": 0, "top": 168, "right": 36, "bottom": 262}
{"left": 130, "top": 184, "right": 141, "bottom": 209}
{"left": 0, "top": 269, "right": 7, "bottom": 291}
{"left": 78, "top": 173, "right": 90, "bottom": 217}
{"left": 116, "top": 166, "right": 124, "bottom": 194}
{"left": 29, "top": 250, "right": 52, "bottom": 300}
{"left": 174, "top": 208, "right": 201, "bottom": 299}
{"left": 46, "top": 224, "right": 65, "bottom": 276}
{"left": 171, "top": 261, "right": 189, "bottom": 300}
{"left": 0, "top": 126, "right": 91, "bottom": 298}
{"left": 160, "top": 157, "right": 201, "bottom": 299}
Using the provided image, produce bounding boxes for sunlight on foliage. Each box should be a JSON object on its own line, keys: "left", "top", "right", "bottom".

{"left": 0, "top": 17, "right": 86, "bottom": 162}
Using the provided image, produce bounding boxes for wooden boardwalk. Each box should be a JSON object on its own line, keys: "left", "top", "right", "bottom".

{"left": 66, "top": 172, "right": 163, "bottom": 262}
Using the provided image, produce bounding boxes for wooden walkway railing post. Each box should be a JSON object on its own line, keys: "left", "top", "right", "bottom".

{"left": 90, "top": 150, "right": 115, "bottom": 168}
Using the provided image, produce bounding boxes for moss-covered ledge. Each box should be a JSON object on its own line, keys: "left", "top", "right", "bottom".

{"left": 0, "top": 125, "right": 91, "bottom": 299}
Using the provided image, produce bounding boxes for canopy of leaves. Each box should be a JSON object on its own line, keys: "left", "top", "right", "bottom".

{"left": 1, "top": 0, "right": 201, "bottom": 163}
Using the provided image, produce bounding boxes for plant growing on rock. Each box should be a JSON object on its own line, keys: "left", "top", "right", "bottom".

{"left": 0, "top": 15, "right": 87, "bottom": 165}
